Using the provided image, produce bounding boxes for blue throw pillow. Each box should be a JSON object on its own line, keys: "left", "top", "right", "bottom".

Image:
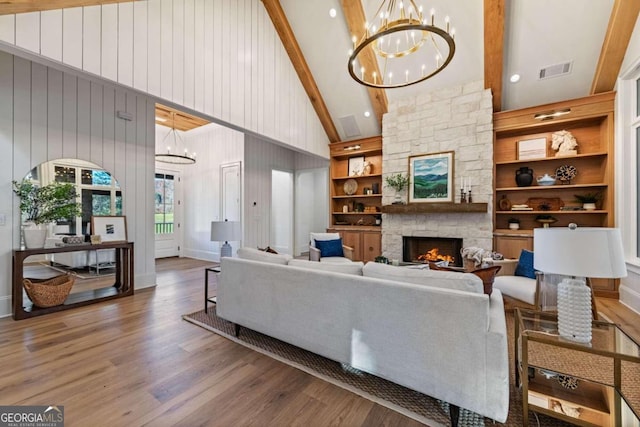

{"left": 315, "top": 238, "right": 344, "bottom": 258}
{"left": 514, "top": 249, "right": 536, "bottom": 279}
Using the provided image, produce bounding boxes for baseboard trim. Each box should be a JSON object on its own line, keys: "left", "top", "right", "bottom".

{"left": 0, "top": 295, "right": 11, "bottom": 318}
{"left": 136, "top": 273, "right": 157, "bottom": 290}
{"left": 182, "top": 248, "right": 219, "bottom": 262}
{"left": 619, "top": 284, "right": 640, "bottom": 315}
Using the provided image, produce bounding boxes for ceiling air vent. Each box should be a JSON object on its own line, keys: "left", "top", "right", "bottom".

{"left": 539, "top": 61, "right": 572, "bottom": 80}
{"left": 338, "top": 115, "right": 361, "bottom": 138}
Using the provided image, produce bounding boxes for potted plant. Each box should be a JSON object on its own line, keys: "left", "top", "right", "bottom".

{"left": 574, "top": 192, "right": 601, "bottom": 210}
{"left": 508, "top": 217, "right": 520, "bottom": 230}
{"left": 13, "top": 179, "right": 82, "bottom": 248}
{"left": 384, "top": 173, "right": 409, "bottom": 204}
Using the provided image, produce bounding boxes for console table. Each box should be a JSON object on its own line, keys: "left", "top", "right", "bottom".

{"left": 12, "top": 242, "right": 134, "bottom": 320}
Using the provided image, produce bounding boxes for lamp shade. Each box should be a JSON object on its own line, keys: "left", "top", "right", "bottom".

{"left": 533, "top": 227, "right": 627, "bottom": 278}
{"left": 210, "top": 220, "right": 241, "bottom": 242}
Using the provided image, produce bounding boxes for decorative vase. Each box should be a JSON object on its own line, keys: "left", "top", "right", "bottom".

{"left": 508, "top": 222, "right": 520, "bottom": 230}
{"left": 22, "top": 223, "right": 47, "bottom": 249}
{"left": 515, "top": 167, "right": 534, "bottom": 187}
{"left": 393, "top": 192, "right": 405, "bottom": 205}
{"left": 583, "top": 203, "right": 596, "bottom": 211}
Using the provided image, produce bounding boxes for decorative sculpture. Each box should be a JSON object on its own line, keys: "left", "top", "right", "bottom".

{"left": 551, "top": 130, "right": 578, "bottom": 157}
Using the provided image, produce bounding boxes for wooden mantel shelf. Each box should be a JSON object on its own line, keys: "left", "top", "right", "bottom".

{"left": 381, "top": 203, "right": 488, "bottom": 214}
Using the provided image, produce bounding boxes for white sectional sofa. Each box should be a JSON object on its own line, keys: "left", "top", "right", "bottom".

{"left": 217, "top": 249, "right": 509, "bottom": 424}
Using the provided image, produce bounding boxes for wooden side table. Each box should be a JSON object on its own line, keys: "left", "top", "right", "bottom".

{"left": 204, "top": 266, "right": 220, "bottom": 313}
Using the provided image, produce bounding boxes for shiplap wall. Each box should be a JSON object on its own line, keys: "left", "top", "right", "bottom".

{"left": 0, "top": 0, "right": 330, "bottom": 159}
{"left": 0, "top": 51, "right": 156, "bottom": 318}
{"left": 178, "top": 123, "right": 244, "bottom": 260}
{"left": 243, "top": 134, "right": 296, "bottom": 250}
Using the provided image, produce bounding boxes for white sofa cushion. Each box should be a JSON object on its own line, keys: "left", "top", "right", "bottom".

{"left": 363, "top": 261, "right": 484, "bottom": 294}
{"left": 288, "top": 259, "right": 364, "bottom": 275}
{"left": 493, "top": 275, "right": 537, "bottom": 305}
{"left": 237, "top": 247, "right": 292, "bottom": 265}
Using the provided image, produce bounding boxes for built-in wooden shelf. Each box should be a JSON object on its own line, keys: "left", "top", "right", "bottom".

{"left": 381, "top": 203, "right": 488, "bottom": 214}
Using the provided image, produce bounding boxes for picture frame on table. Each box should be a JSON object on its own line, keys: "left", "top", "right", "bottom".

{"left": 348, "top": 156, "right": 365, "bottom": 176}
{"left": 408, "top": 151, "right": 454, "bottom": 203}
{"left": 518, "top": 137, "right": 547, "bottom": 160}
{"left": 90, "top": 216, "right": 128, "bottom": 242}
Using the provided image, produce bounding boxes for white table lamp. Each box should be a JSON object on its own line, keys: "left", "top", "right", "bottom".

{"left": 534, "top": 225, "right": 627, "bottom": 343}
{"left": 211, "top": 220, "right": 241, "bottom": 258}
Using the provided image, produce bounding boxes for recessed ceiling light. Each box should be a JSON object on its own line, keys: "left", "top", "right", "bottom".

{"left": 510, "top": 74, "right": 521, "bottom": 83}
{"left": 364, "top": 111, "right": 371, "bottom": 118}
{"left": 329, "top": 8, "right": 337, "bottom": 18}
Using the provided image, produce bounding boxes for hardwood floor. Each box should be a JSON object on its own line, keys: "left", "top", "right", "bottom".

{"left": 1, "top": 257, "right": 639, "bottom": 426}
{"left": 0, "top": 257, "right": 425, "bottom": 427}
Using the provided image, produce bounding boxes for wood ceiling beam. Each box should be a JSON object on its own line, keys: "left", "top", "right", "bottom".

{"left": 261, "top": 0, "right": 341, "bottom": 143}
{"left": 340, "top": 0, "right": 388, "bottom": 126}
{"left": 155, "top": 104, "right": 209, "bottom": 132}
{"left": 0, "top": 0, "right": 138, "bottom": 16}
{"left": 483, "top": 0, "right": 504, "bottom": 112}
{"left": 591, "top": 0, "right": 640, "bottom": 94}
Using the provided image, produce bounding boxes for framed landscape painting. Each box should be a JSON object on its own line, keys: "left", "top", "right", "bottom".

{"left": 409, "top": 151, "right": 454, "bottom": 203}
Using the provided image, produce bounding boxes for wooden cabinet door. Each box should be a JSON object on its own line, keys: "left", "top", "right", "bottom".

{"left": 341, "top": 231, "right": 362, "bottom": 261}
{"left": 362, "top": 232, "right": 381, "bottom": 262}
{"left": 494, "top": 234, "right": 533, "bottom": 259}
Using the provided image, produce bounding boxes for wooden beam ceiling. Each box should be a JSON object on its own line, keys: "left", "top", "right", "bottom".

{"left": 340, "top": 0, "right": 388, "bottom": 127}
{"left": 591, "top": 0, "right": 640, "bottom": 94}
{"left": 483, "top": 0, "right": 505, "bottom": 112}
{"left": 261, "top": 0, "right": 341, "bottom": 143}
{"left": 0, "top": 0, "right": 138, "bottom": 15}
{"left": 155, "top": 104, "right": 209, "bottom": 132}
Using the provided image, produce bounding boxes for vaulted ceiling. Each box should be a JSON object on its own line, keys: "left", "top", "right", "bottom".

{"left": 2, "top": 0, "right": 639, "bottom": 142}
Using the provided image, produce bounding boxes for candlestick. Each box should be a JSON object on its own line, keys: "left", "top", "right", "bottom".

{"left": 460, "top": 188, "right": 466, "bottom": 204}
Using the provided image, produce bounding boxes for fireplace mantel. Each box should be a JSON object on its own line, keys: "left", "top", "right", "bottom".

{"left": 381, "top": 203, "right": 488, "bottom": 214}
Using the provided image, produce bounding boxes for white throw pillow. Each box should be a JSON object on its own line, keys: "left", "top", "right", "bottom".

{"left": 362, "top": 262, "right": 483, "bottom": 294}
{"left": 237, "top": 247, "right": 292, "bottom": 265}
{"left": 288, "top": 259, "right": 364, "bottom": 275}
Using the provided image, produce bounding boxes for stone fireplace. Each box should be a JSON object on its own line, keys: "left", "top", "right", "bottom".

{"left": 381, "top": 80, "right": 494, "bottom": 260}
{"left": 402, "top": 236, "right": 463, "bottom": 267}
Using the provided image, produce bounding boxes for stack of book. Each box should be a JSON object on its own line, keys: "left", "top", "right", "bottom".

{"left": 511, "top": 204, "right": 533, "bottom": 211}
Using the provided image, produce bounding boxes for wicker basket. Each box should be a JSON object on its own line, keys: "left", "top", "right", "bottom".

{"left": 23, "top": 274, "right": 75, "bottom": 308}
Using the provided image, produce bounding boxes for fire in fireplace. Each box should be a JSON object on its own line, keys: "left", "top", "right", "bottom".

{"left": 416, "top": 248, "right": 455, "bottom": 264}
{"left": 403, "top": 236, "right": 463, "bottom": 267}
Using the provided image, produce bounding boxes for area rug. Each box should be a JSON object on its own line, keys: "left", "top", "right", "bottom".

{"left": 183, "top": 307, "right": 575, "bottom": 427}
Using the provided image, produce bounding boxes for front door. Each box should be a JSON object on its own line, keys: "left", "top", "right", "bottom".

{"left": 155, "top": 171, "right": 182, "bottom": 258}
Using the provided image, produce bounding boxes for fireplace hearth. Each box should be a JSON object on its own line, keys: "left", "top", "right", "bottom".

{"left": 402, "top": 236, "right": 463, "bottom": 267}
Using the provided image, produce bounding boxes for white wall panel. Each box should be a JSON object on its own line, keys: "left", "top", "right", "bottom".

{"left": 31, "top": 63, "right": 48, "bottom": 168}
{"left": 76, "top": 78, "right": 91, "bottom": 161}
{"left": 15, "top": 12, "right": 40, "bottom": 54}
{"left": 182, "top": 0, "right": 195, "bottom": 109}
{"left": 160, "top": 0, "right": 173, "bottom": 101}
{"left": 193, "top": 0, "right": 205, "bottom": 112}
{"left": 0, "top": 15, "right": 15, "bottom": 44}
{"left": 146, "top": 0, "right": 161, "bottom": 97}
{"left": 40, "top": 10, "right": 62, "bottom": 61}
{"left": 13, "top": 57, "right": 31, "bottom": 179}
{"left": 179, "top": 123, "right": 244, "bottom": 260}
{"left": 90, "top": 82, "right": 104, "bottom": 165}
{"left": 172, "top": 0, "right": 184, "bottom": 106}
{"left": 133, "top": 2, "right": 148, "bottom": 93}
{"left": 118, "top": 3, "right": 134, "bottom": 87}
{"left": 0, "top": 52, "right": 159, "bottom": 318}
{"left": 3, "top": 0, "right": 330, "bottom": 158}
{"left": 101, "top": 4, "right": 118, "bottom": 82}
{"left": 203, "top": 0, "right": 213, "bottom": 116}
{"left": 0, "top": 51, "right": 14, "bottom": 317}
{"left": 212, "top": 0, "right": 223, "bottom": 119}
{"left": 62, "top": 8, "right": 83, "bottom": 69}
{"left": 47, "top": 68, "right": 64, "bottom": 160}
{"left": 83, "top": 6, "right": 101, "bottom": 75}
